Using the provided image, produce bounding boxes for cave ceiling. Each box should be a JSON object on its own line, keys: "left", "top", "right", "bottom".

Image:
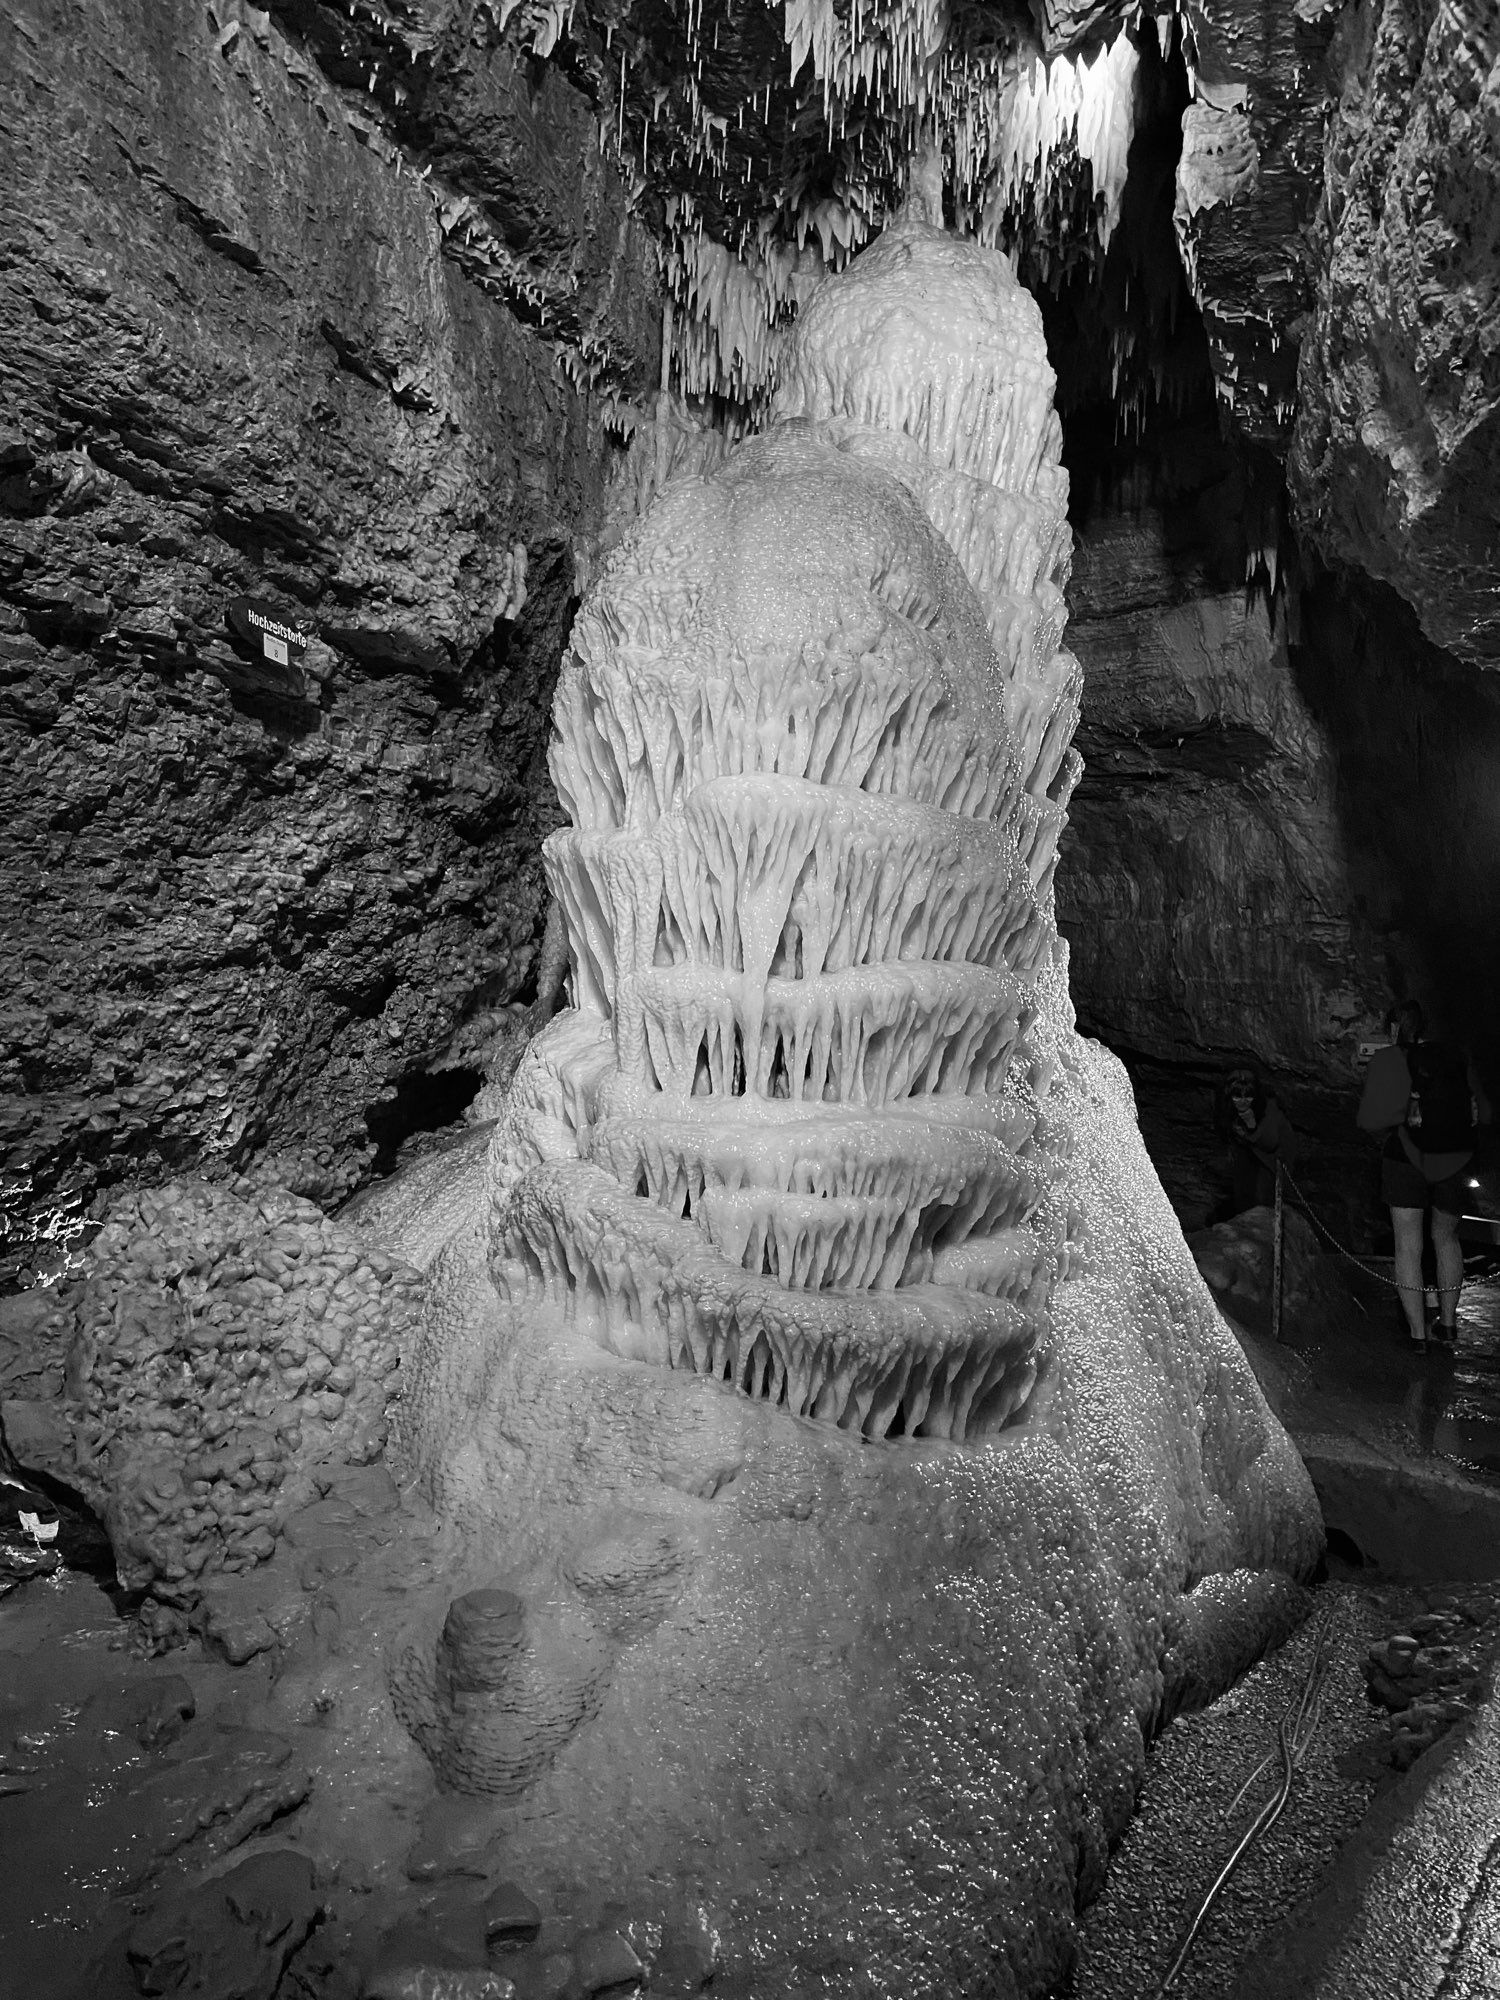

{"left": 281, "top": 0, "right": 1144, "bottom": 372}
{"left": 258, "top": 0, "right": 1500, "bottom": 667}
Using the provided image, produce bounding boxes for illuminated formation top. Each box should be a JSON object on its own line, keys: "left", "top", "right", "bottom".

{"left": 487, "top": 208, "right": 1084, "bottom": 1442}
{"left": 652, "top": 21, "right": 1147, "bottom": 406}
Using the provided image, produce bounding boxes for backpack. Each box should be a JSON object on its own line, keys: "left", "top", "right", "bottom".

{"left": 1407, "top": 1041, "right": 1475, "bottom": 1154}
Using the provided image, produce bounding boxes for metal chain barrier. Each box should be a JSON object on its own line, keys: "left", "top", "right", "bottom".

{"left": 1277, "top": 1162, "right": 1433, "bottom": 1298}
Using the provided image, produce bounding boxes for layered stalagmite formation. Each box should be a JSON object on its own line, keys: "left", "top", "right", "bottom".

{"left": 488, "top": 212, "right": 1086, "bottom": 1443}
{"left": 385, "top": 202, "right": 1322, "bottom": 1999}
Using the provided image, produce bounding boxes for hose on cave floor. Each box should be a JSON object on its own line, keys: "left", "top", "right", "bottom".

{"left": 1155, "top": 1599, "right": 1340, "bottom": 1994}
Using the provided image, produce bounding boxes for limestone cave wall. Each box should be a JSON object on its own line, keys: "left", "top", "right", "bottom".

{"left": 1059, "top": 0, "right": 1499, "bottom": 1222}
{"left": 1058, "top": 433, "right": 1377, "bottom": 1097}
{"left": 0, "top": 0, "right": 659, "bottom": 1273}
{"left": 1058, "top": 425, "right": 1500, "bottom": 1228}
{"left": 1175, "top": 0, "right": 1499, "bottom": 665}
{"left": 1291, "top": 0, "right": 1500, "bottom": 666}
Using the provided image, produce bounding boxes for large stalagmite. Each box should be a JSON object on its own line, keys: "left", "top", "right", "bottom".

{"left": 489, "top": 215, "right": 1086, "bottom": 1441}
{"left": 395, "top": 208, "right": 1323, "bottom": 2000}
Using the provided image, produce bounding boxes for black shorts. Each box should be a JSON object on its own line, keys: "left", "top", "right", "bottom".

{"left": 1382, "top": 1153, "right": 1470, "bottom": 1215}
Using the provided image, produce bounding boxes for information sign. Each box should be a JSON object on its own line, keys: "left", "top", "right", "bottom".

{"left": 226, "top": 596, "right": 313, "bottom": 667}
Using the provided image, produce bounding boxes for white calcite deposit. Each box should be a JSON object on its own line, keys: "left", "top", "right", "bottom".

{"left": 489, "top": 211, "right": 1087, "bottom": 1444}
{"left": 390, "top": 205, "right": 1323, "bottom": 2000}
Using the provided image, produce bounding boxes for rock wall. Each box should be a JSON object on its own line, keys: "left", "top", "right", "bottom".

{"left": 1291, "top": 0, "right": 1500, "bottom": 665}
{"left": 1056, "top": 442, "right": 1376, "bottom": 1096}
{"left": 1173, "top": 0, "right": 1333, "bottom": 459}
{"left": 1037, "top": 0, "right": 1500, "bottom": 1238}
{"left": 1292, "top": 570, "right": 1500, "bottom": 1094}
{"left": 0, "top": 0, "right": 659, "bottom": 1273}
{"left": 1057, "top": 426, "right": 1500, "bottom": 1227}
{"left": 1171, "top": 0, "right": 1499, "bottom": 665}
{"left": 1057, "top": 437, "right": 1384, "bottom": 1096}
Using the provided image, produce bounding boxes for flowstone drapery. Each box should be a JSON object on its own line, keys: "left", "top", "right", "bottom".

{"left": 489, "top": 212, "right": 1088, "bottom": 1443}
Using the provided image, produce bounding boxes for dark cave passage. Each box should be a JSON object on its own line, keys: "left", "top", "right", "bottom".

{"left": 364, "top": 1065, "right": 485, "bottom": 1173}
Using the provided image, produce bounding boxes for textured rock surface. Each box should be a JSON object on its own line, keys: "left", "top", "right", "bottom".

{"left": 1173, "top": 0, "right": 1334, "bottom": 456}
{"left": 1058, "top": 447, "right": 1383, "bottom": 1093}
{"left": 1170, "top": 1, "right": 1500, "bottom": 670}
{"left": 0, "top": 0, "right": 658, "bottom": 1263}
{"left": 999, "top": 4, "right": 1500, "bottom": 1184}
{"left": 25, "top": 1176, "right": 422, "bottom": 1615}
{"left": 122, "top": 1849, "right": 323, "bottom": 2000}
{"left": 2, "top": 1699, "right": 315, "bottom": 1967}
{"left": 1290, "top": 572, "right": 1500, "bottom": 1091}
{"left": 1188, "top": 1204, "right": 1355, "bottom": 1332}
{"left": 1364, "top": 1594, "right": 1500, "bottom": 1770}
{"left": 1057, "top": 435, "right": 1500, "bottom": 1226}
{"left": 1291, "top": 0, "right": 1500, "bottom": 665}
{"left": 0, "top": 1483, "right": 438, "bottom": 2000}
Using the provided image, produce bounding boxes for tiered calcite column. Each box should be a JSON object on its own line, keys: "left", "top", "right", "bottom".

{"left": 489, "top": 214, "right": 1084, "bottom": 1442}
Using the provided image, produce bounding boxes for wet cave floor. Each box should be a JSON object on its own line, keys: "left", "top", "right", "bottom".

{"left": 1065, "top": 1246, "right": 1500, "bottom": 1997}
{"left": 3, "top": 1126, "right": 1500, "bottom": 2000}
{"left": 0, "top": 1463, "right": 475, "bottom": 2000}
{"left": 1065, "top": 1573, "right": 1500, "bottom": 2000}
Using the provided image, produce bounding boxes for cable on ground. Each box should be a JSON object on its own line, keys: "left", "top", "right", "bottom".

{"left": 1155, "top": 1600, "right": 1340, "bottom": 1994}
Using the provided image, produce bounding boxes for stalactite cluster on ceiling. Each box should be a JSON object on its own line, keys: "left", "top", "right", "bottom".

{"left": 614, "top": 0, "right": 1174, "bottom": 412}
{"left": 287, "top": 0, "right": 1205, "bottom": 424}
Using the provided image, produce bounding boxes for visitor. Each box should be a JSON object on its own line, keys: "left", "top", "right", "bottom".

{"left": 1215, "top": 1065, "right": 1297, "bottom": 1216}
{"left": 1357, "top": 1000, "right": 1490, "bottom": 1348}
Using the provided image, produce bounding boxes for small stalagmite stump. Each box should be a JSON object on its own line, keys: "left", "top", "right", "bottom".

{"left": 439, "top": 1588, "right": 527, "bottom": 1698}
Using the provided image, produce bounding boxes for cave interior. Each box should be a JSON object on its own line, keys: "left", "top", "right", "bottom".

{"left": 2, "top": 2, "right": 1500, "bottom": 1998}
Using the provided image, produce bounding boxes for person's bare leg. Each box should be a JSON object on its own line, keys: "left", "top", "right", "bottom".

{"left": 1391, "top": 1206, "right": 1428, "bottom": 1343}
{"left": 1431, "top": 1208, "right": 1464, "bottom": 1334}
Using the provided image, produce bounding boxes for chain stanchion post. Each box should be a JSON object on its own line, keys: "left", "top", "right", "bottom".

{"left": 1271, "top": 1162, "right": 1284, "bottom": 1344}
